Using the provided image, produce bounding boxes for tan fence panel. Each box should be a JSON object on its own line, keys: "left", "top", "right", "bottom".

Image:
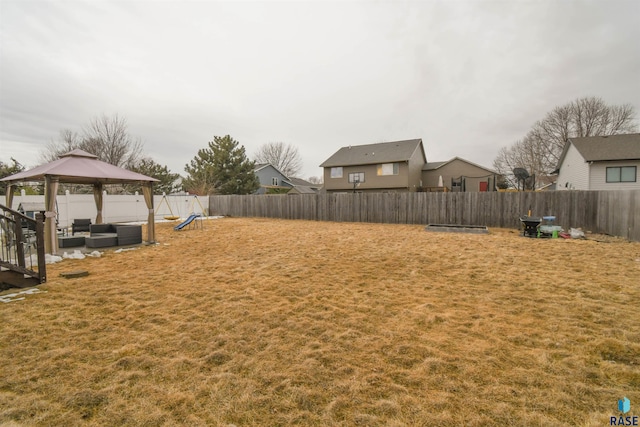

{"left": 209, "top": 190, "right": 640, "bottom": 241}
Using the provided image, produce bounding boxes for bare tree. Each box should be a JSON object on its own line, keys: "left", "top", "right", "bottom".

{"left": 41, "top": 129, "right": 82, "bottom": 164}
{"left": 254, "top": 142, "right": 303, "bottom": 178}
{"left": 40, "top": 114, "right": 144, "bottom": 168}
{"left": 307, "top": 176, "right": 323, "bottom": 185}
{"left": 494, "top": 96, "right": 637, "bottom": 188}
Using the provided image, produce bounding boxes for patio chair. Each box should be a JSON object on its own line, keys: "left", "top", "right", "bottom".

{"left": 72, "top": 218, "right": 92, "bottom": 235}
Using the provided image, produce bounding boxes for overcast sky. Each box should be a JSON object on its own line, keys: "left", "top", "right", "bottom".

{"left": 1, "top": 0, "right": 639, "bottom": 180}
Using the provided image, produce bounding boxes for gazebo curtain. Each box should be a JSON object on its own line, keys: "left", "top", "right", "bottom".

{"left": 44, "top": 175, "right": 59, "bottom": 254}
{"left": 93, "top": 183, "right": 104, "bottom": 224}
{"left": 5, "top": 184, "right": 15, "bottom": 208}
{"left": 142, "top": 182, "right": 155, "bottom": 244}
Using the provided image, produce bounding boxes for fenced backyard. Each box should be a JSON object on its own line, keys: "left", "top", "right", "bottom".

{"left": 1, "top": 218, "right": 639, "bottom": 425}
{"left": 209, "top": 190, "right": 640, "bottom": 241}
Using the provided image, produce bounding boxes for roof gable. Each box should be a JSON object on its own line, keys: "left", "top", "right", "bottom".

{"left": 422, "top": 161, "right": 447, "bottom": 171}
{"left": 285, "top": 177, "right": 317, "bottom": 187}
{"left": 320, "top": 139, "right": 425, "bottom": 167}
{"left": 422, "top": 157, "right": 496, "bottom": 174}
{"left": 558, "top": 133, "right": 640, "bottom": 168}
{"left": 254, "top": 163, "right": 289, "bottom": 179}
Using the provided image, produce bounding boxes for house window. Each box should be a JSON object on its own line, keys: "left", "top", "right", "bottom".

{"left": 348, "top": 172, "right": 365, "bottom": 183}
{"left": 606, "top": 166, "right": 637, "bottom": 183}
{"left": 377, "top": 163, "right": 399, "bottom": 176}
{"left": 330, "top": 167, "right": 343, "bottom": 178}
{"left": 272, "top": 177, "right": 279, "bottom": 186}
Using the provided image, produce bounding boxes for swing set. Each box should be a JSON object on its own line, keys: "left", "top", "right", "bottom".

{"left": 187, "top": 195, "right": 206, "bottom": 217}
{"left": 157, "top": 195, "right": 180, "bottom": 220}
{"left": 157, "top": 194, "right": 206, "bottom": 221}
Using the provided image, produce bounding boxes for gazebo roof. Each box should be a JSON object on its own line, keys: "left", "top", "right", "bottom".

{"left": 1, "top": 149, "right": 159, "bottom": 185}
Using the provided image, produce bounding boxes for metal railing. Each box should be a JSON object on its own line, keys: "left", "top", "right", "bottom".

{"left": 0, "top": 204, "right": 46, "bottom": 286}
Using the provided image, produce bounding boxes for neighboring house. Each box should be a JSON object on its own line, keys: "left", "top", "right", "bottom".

{"left": 17, "top": 201, "right": 46, "bottom": 219}
{"left": 556, "top": 133, "right": 640, "bottom": 191}
{"left": 319, "top": 139, "right": 427, "bottom": 192}
{"left": 285, "top": 177, "right": 321, "bottom": 195}
{"left": 535, "top": 175, "right": 557, "bottom": 191}
{"left": 253, "top": 164, "right": 321, "bottom": 194}
{"left": 421, "top": 157, "right": 498, "bottom": 192}
{"left": 254, "top": 164, "right": 292, "bottom": 194}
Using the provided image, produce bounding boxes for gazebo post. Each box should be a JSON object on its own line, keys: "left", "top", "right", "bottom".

{"left": 93, "top": 183, "right": 104, "bottom": 224}
{"left": 5, "top": 183, "right": 15, "bottom": 208}
{"left": 143, "top": 182, "right": 155, "bottom": 244}
{"left": 44, "top": 175, "right": 60, "bottom": 255}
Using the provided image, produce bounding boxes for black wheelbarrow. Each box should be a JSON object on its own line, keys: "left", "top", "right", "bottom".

{"left": 520, "top": 216, "right": 542, "bottom": 238}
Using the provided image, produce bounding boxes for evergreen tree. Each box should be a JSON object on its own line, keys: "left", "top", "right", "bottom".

{"left": 128, "top": 158, "right": 181, "bottom": 194}
{"left": 183, "top": 135, "right": 259, "bottom": 195}
{"left": 0, "top": 158, "right": 25, "bottom": 195}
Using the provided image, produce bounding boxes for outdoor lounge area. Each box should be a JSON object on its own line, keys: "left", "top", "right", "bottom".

{"left": 86, "top": 224, "right": 142, "bottom": 248}
{"left": 1, "top": 149, "right": 158, "bottom": 255}
{"left": 57, "top": 223, "right": 143, "bottom": 249}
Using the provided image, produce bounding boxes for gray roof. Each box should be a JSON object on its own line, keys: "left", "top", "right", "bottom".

{"left": 288, "top": 185, "right": 318, "bottom": 194}
{"left": 286, "top": 177, "right": 316, "bottom": 187}
{"left": 422, "top": 161, "right": 447, "bottom": 171}
{"left": 254, "top": 163, "right": 269, "bottom": 171}
{"left": 320, "top": 139, "right": 424, "bottom": 167}
{"left": 558, "top": 133, "right": 640, "bottom": 167}
{"left": 254, "top": 163, "right": 290, "bottom": 180}
{"left": 422, "top": 157, "right": 496, "bottom": 173}
{"left": 18, "top": 202, "right": 46, "bottom": 212}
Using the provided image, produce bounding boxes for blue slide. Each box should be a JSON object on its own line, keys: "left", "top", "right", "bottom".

{"left": 174, "top": 214, "right": 201, "bottom": 230}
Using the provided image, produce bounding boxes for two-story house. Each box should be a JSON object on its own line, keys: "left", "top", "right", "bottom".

{"left": 254, "top": 164, "right": 321, "bottom": 194}
{"left": 556, "top": 133, "right": 640, "bottom": 191}
{"left": 254, "top": 164, "right": 291, "bottom": 194}
{"left": 319, "top": 139, "right": 427, "bottom": 193}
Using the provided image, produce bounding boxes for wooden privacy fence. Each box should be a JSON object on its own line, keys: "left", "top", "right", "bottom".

{"left": 209, "top": 190, "right": 640, "bottom": 241}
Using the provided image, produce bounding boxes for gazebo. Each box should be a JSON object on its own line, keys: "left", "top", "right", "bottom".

{"left": 1, "top": 149, "right": 159, "bottom": 254}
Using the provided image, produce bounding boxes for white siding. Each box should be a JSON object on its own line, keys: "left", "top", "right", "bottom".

{"left": 557, "top": 143, "right": 590, "bottom": 190}
{"left": 589, "top": 160, "right": 640, "bottom": 191}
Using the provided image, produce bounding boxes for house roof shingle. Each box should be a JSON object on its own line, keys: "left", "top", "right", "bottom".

{"left": 286, "top": 177, "right": 316, "bottom": 187}
{"left": 319, "top": 139, "right": 424, "bottom": 167}
{"left": 422, "top": 161, "right": 447, "bottom": 171}
{"left": 289, "top": 185, "right": 318, "bottom": 194}
{"left": 562, "top": 133, "right": 640, "bottom": 165}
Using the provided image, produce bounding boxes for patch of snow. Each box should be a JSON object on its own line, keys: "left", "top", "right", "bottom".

{"left": 45, "top": 254, "right": 63, "bottom": 264}
{"left": 114, "top": 247, "right": 138, "bottom": 253}
{"left": 0, "top": 288, "right": 47, "bottom": 303}
{"left": 62, "top": 250, "right": 86, "bottom": 260}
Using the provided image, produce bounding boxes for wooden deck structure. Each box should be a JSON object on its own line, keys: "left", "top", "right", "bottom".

{"left": 0, "top": 204, "right": 46, "bottom": 290}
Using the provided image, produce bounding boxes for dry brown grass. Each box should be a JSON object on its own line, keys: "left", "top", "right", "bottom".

{"left": 1, "top": 218, "right": 639, "bottom": 426}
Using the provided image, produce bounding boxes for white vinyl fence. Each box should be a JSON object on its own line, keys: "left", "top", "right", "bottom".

{"left": 9, "top": 191, "right": 209, "bottom": 229}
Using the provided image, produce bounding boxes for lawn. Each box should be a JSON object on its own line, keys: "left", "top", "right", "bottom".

{"left": 1, "top": 218, "right": 639, "bottom": 426}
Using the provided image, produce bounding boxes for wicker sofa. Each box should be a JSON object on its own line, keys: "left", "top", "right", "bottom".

{"left": 85, "top": 224, "right": 142, "bottom": 248}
